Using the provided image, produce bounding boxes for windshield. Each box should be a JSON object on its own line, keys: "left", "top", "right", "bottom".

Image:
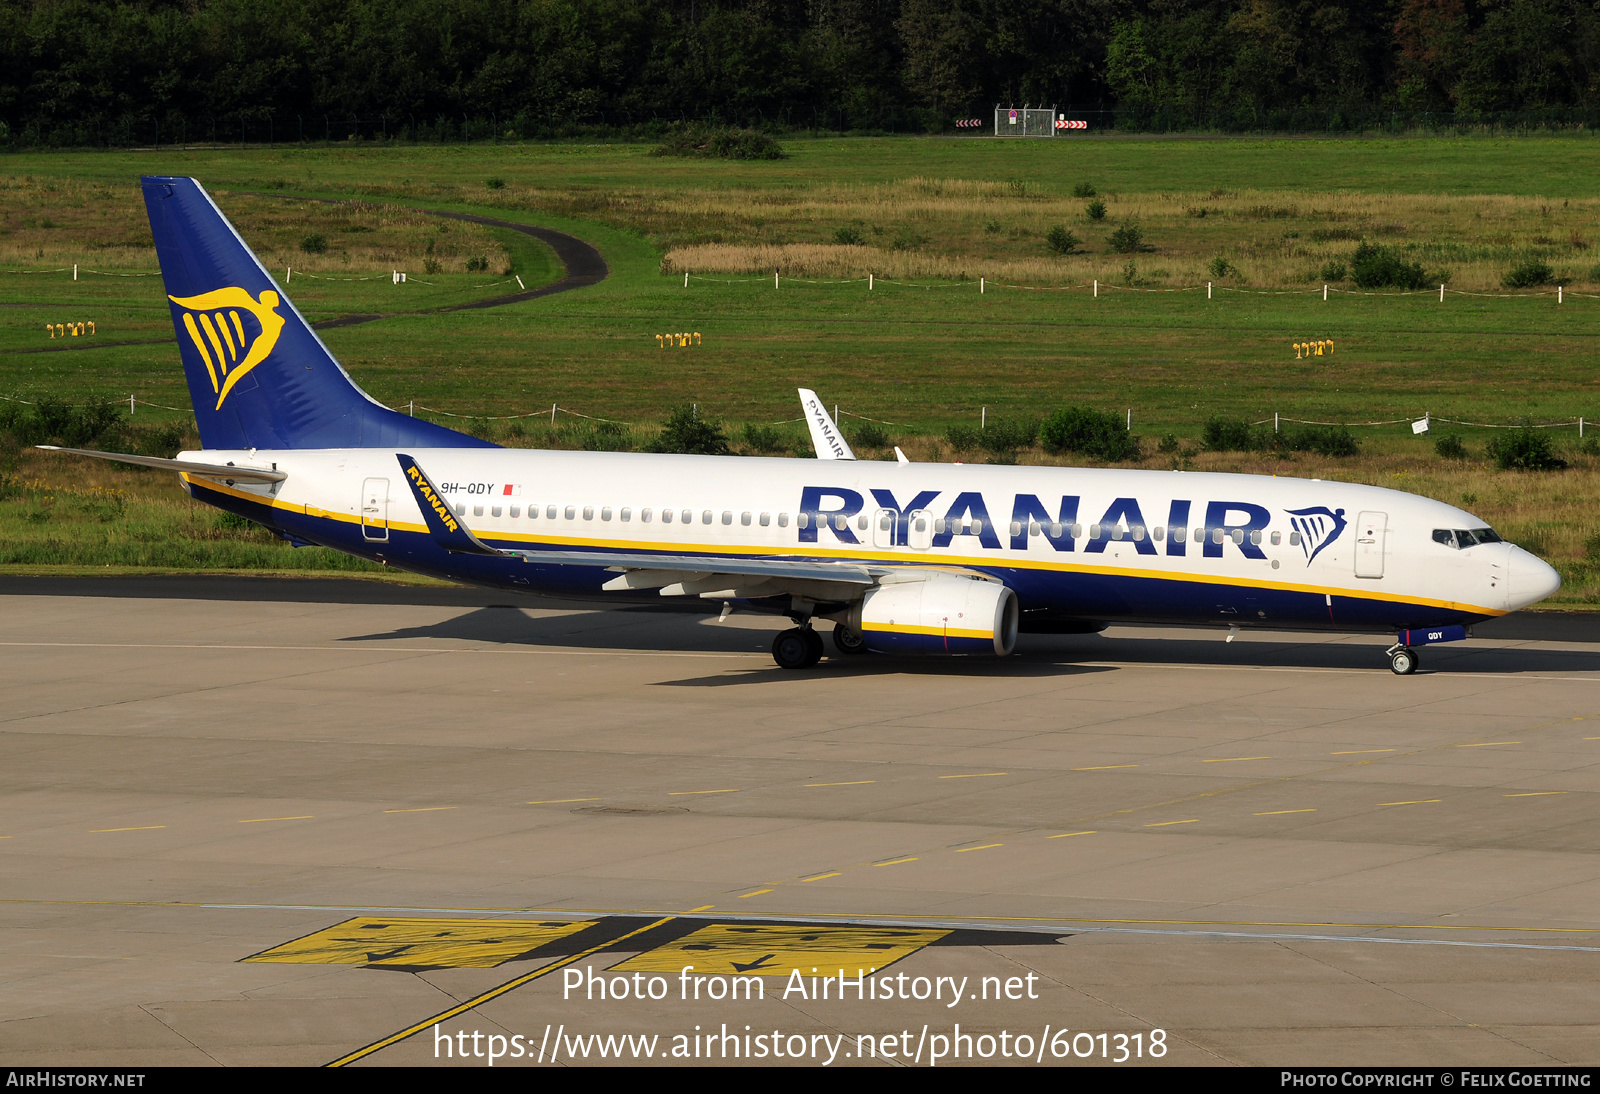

{"left": 1432, "top": 528, "right": 1503, "bottom": 550}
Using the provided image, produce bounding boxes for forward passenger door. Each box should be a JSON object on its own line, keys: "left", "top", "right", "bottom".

{"left": 1354, "top": 511, "right": 1386, "bottom": 578}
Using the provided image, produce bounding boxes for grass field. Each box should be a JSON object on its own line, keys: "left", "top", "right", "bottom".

{"left": 5, "top": 135, "right": 1600, "bottom": 599}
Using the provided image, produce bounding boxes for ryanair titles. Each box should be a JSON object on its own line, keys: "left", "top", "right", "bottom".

{"left": 404, "top": 462, "right": 461, "bottom": 533}
{"left": 798, "top": 486, "right": 1342, "bottom": 565}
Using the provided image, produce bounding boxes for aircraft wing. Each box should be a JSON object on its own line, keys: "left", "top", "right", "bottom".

{"left": 523, "top": 549, "right": 876, "bottom": 585}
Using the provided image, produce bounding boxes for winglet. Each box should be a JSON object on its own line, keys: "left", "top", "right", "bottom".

{"left": 799, "top": 388, "right": 855, "bottom": 460}
{"left": 396, "top": 453, "right": 507, "bottom": 555}
{"left": 894, "top": 446, "right": 910, "bottom": 465}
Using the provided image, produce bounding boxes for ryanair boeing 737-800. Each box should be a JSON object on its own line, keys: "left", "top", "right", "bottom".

{"left": 46, "top": 177, "right": 1561, "bottom": 674}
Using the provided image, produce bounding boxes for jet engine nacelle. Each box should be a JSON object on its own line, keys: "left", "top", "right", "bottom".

{"left": 849, "top": 573, "right": 1019, "bottom": 656}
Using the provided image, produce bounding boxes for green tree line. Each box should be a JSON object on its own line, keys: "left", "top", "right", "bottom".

{"left": 6, "top": 0, "right": 1600, "bottom": 143}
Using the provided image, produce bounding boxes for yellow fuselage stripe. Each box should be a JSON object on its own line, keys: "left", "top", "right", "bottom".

{"left": 184, "top": 476, "right": 1505, "bottom": 617}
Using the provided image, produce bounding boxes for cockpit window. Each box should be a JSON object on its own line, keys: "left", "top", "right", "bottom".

{"left": 1433, "top": 528, "right": 1502, "bottom": 549}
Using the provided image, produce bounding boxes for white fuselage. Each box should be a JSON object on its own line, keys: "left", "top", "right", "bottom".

{"left": 178, "top": 448, "right": 1560, "bottom": 631}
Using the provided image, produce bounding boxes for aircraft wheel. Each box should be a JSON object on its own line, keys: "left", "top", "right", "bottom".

{"left": 831, "top": 624, "right": 868, "bottom": 656}
{"left": 802, "top": 627, "right": 825, "bottom": 667}
{"left": 772, "top": 628, "right": 814, "bottom": 670}
{"left": 1389, "top": 647, "right": 1419, "bottom": 675}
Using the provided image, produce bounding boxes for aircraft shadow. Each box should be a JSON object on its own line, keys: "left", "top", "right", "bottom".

{"left": 338, "top": 604, "right": 724, "bottom": 650}
{"left": 335, "top": 607, "right": 1600, "bottom": 678}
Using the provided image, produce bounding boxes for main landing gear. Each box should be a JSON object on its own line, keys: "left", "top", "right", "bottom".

{"left": 772, "top": 626, "right": 825, "bottom": 670}
{"left": 1387, "top": 644, "right": 1419, "bottom": 675}
{"left": 831, "top": 624, "right": 868, "bottom": 656}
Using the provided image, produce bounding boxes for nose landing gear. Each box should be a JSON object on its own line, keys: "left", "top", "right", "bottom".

{"left": 1387, "top": 644, "right": 1419, "bottom": 675}
{"left": 772, "top": 626, "right": 825, "bottom": 669}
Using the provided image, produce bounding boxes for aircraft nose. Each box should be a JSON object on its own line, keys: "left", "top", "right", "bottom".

{"left": 1507, "top": 544, "right": 1561, "bottom": 609}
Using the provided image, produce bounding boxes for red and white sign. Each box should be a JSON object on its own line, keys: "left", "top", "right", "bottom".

{"left": 1055, "top": 119, "right": 1088, "bottom": 130}
{"left": 502, "top": 484, "right": 521, "bottom": 496}
{"left": 955, "top": 119, "right": 984, "bottom": 128}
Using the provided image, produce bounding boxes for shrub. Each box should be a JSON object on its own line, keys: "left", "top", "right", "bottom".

{"left": 1318, "top": 260, "right": 1347, "bottom": 282}
{"left": 299, "top": 233, "right": 327, "bottom": 255}
{"left": 573, "top": 420, "right": 631, "bottom": 451}
{"left": 741, "top": 423, "right": 786, "bottom": 453}
{"left": 652, "top": 126, "right": 785, "bottom": 160}
{"left": 1350, "top": 241, "right": 1426, "bottom": 289}
{"left": 833, "top": 226, "right": 864, "bottom": 245}
{"left": 1208, "top": 255, "right": 1235, "bottom": 278}
{"left": 422, "top": 257, "right": 441, "bottom": 275}
{"left": 983, "top": 220, "right": 1001, "bottom": 234}
{"left": 1435, "top": 433, "right": 1468, "bottom": 460}
{"left": 1203, "top": 417, "right": 1358, "bottom": 457}
{"left": 1203, "top": 416, "right": 1258, "bottom": 452}
{"left": 890, "top": 232, "right": 929, "bottom": 251}
{"left": 945, "top": 425, "right": 981, "bottom": 451}
{"left": 1157, "top": 433, "right": 1181, "bottom": 453}
{"left": 1486, "top": 426, "right": 1566, "bottom": 470}
{"left": 1085, "top": 199, "right": 1106, "bottom": 221}
{"left": 849, "top": 420, "right": 891, "bottom": 448}
{"left": 1107, "top": 222, "right": 1144, "bottom": 253}
{"left": 1045, "top": 225, "right": 1080, "bottom": 256}
{"left": 2, "top": 397, "right": 124, "bottom": 448}
{"left": 647, "top": 405, "right": 730, "bottom": 455}
{"left": 1289, "top": 424, "right": 1359, "bottom": 458}
{"left": 1503, "top": 259, "right": 1554, "bottom": 289}
{"left": 1040, "top": 407, "right": 1140, "bottom": 461}
{"left": 465, "top": 255, "right": 488, "bottom": 272}
{"left": 1072, "top": 182, "right": 1097, "bottom": 198}
{"left": 485, "top": 176, "right": 505, "bottom": 190}
{"left": 977, "top": 419, "right": 1038, "bottom": 454}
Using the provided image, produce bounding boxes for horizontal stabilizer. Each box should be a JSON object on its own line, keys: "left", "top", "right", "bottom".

{"left": 396, "top": 453, "right": 508, "bottom": 556}
{"left": 38, "top": 445, "right": 286, "bottom": 483}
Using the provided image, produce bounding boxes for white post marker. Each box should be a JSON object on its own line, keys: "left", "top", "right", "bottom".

{"left": 981, "top": 407, "right": 986, "bottom": 429}
{"left": 287, "top": 266, "right": 292, "bottom": 282}
{"left": 775, "top": 270, "right": 779, "bottom": 290}
{"left": 1559, "top": 285, "right": 1564, "bottom": 304}
{"left": 515, "top": 275, "right": 524, "bottom": 290}
{"left": 1126, "top": 409, "right": 1132, "bottom": 430}
{"left": 551, "top": 403, "right": 557, "bottom": 425}
{"left": 1324, "top": 283, "right": 1328, "bottom": 301}
{"left": 1440, "top": 284, "right": 1445, "bottom": 302}
{"left": 1274, "top": 412, "right": 1279, "bottom": 433}
{"left": 869, "top": 273, "right": 874, "bottom": 291}
{"left": 1094, "top": 279, "right": 1098, "bottom": 298}
{"left": 130, "top": 394, "right": 135, "bottom": 416}
{"left": 1208, "top": 281, "right": 1212, "bottom": 299}
{"left": 684, "top": 271, "right": 688, "bottom": 288}
{"left": 74, "top": 264, "right": 78, "bottom": 281}
{"left": 980, "top": 277, "right": 984, "bottom": 294}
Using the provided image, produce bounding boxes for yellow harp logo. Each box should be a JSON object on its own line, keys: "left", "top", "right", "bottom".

{"left": 169, "top": 288, "right": 286, "bottom": 410}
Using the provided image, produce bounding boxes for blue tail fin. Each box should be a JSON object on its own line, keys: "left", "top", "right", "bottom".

{"left": 142, "top": 176, "right": 492, "bottom": 451}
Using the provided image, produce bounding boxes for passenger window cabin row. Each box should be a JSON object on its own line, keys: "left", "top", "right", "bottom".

{"left": 449, "top": 502, "right": 1308, "bottom": 549}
